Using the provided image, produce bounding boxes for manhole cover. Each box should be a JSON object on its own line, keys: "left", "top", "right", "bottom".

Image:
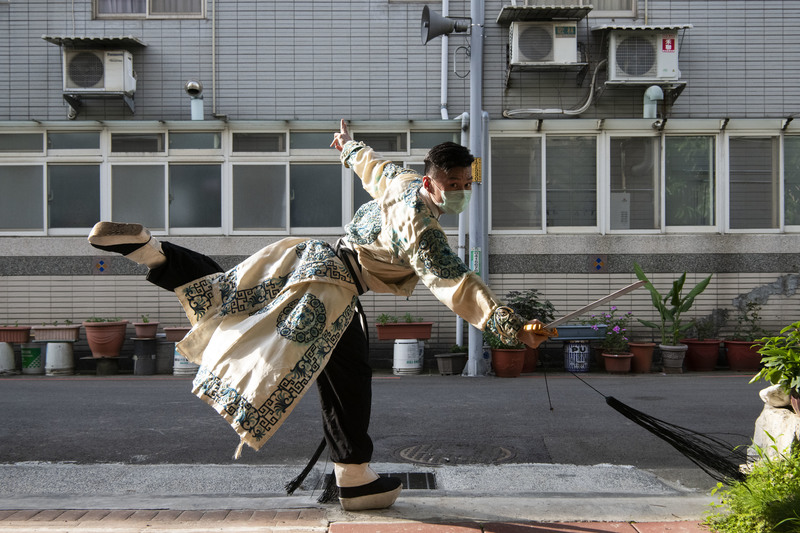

{"left": 396, "top": 443, "right": 515, "bottom": 465}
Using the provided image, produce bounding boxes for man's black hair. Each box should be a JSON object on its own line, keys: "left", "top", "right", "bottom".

{"left": 424, "top": 141, "right": 475, "bottom": 175}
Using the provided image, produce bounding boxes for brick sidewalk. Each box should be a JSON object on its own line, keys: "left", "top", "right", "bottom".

{"left": 0, "top": 510, "right": 708, "bottom": 533}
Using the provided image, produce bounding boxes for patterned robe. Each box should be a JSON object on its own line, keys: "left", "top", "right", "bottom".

{"left": 175, "top": 141, "right": 524, "bottom": 453}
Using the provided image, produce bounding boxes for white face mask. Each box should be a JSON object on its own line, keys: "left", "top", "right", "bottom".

{"left": 432, "top": 181, "right": 472, "bottom": 214}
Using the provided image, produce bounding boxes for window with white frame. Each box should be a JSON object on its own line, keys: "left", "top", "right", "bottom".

{"left": 290, "top": 163, "right": 342, "bottom": 230}
{"left": 665, "top": 136, "right": 716, "bottom": 227}
{"left": 491, "top": 136, "right": 542, "bottom": 230}
{"left": 609, "top": 136, "right": 660, "bottom": 231}
{"left": 111, "top": 165, "right": 166, "bottom": 230}
{"left": 48, "top": 164, "right": 100, "bottom": 229}
{"left": 168, "top": 163, "right": 222, "bottom": 229}
{"left": 0, "top": 166, "right": 43, "bottom": 230}
{"left": 232, "top": 165, "right": 287, "bottom": 231}
{"left": 784, "top": 136, "right": 800, "bottom": 227}
{"left": 95, "top": 0, "right": 203, "bottom": 18}
{"left": 546, "top": 136, "right": 597, "bottom": 228}
{"left": 728, "top": 137, "right": 779, "bottom": 230}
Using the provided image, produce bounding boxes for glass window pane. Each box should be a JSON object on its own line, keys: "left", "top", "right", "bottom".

{"left": 491, "top": 137, "right": 542, "bottom": 230}
{"left": 168, "top": 164, "right": 221, "bottom": 228}
{"left": 410, "top": 132, "right": 459, "bottom": 150}
{"left": 150, "top": 0, "right": 202, "bottom": 14}
{"left": 232, "top": 133, "right": 285, "bottom": 152}
{"left": 0, "top": 166, "right": 43, "bottom": 230}
{"left": 112, "top": 133, "right": 164, "bottom": 152}
{"left": 290, "top": 132, "right": 333, "bottom": 150}
{"left": 665, "top": 136, "right": 715, "bottom": 226}
{"left": 354, "top": 133, "right": 407, "bottom": 152}
{"left": 97, "top": 0, "right": 146, "bottom": 14}
{"left": 169, "top": 132, "right": 221, "bottom": 150}
{"left": 785, "top": 136, "right": 800, "bottom": 226}
{"left": 0, "top": 133, "right": 43, "bottom": 153}
{"left": 729, "top": 137, "right": 779, "bottom": 229}
{"left": 48, "top": 165, "right": 100, "bottom": 228}
{"left": 111, "top": 165, "right": 165, "bottom": 230}
{"left": 232, "top": 165, "right": 286, "bottom": 230}
{"left": 353, "top": 175, "right": 374, "bottom": 216}
{"left": 609, "top": 137, "right": 660, "bottom": 230}
{"left": 546, "top": 136, "right": 596, "bottom": 227}
{"left": 290, "top": 164, "right": 341, "bottom": 228}
{"left": 47, "top": 132, "right": 100, "bottom": 150}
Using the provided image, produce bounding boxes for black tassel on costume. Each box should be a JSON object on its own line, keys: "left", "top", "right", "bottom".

{"left": 285, "top": 438, "right": 327, "bottom": 495}
{"left": 317, "top": 473, "right": 339, "bottom": 503}
{"left": 605, "top": 395, "right": 747, "bottom": 483}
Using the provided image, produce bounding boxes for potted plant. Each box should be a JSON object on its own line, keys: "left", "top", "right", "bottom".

{"left": 31, "top": 320, "right": 81, "bottom": 342}
{"left": 82, "top": 317, "right": 128, "bottom": 358}
{"left": 750, "top": 321, "right": 800, "bottom": 415}
{"left": 375, "top": 312, "right": 433, "bottom": 341}
{"left": 505, "top": 289, "right": 555, "bottom": 373}
{"left": 0, "top": 322, "right": 31, "bottom": 344}
{"left": 484, "top": 330, "right": 525, "bottom": 378}
{"left": 583, "top": 307, "right": 634, "bottom": 373}
{"left": 163, "top": 325, "right": 192, "bottom": 342}
{"left": 725, "top": 301, "right": 769, "bottom": 372}
{"left": 634, "top": 264, "right": 713, "bottom": 374}
{"left": 434, "top": 344, "right": 468, "bottom": 376}
{"left": 132, "top": 314, "right": 159, "bottom": 339}
{"left": 681, "top": 311, "right": 727, "bottom": 372}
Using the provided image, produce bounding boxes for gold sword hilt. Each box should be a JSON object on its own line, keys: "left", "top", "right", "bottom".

{"left": 523, "top": 322, "right": 559, "bottom": 338}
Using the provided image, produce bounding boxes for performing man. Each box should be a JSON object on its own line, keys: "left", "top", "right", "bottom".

{"left": 87, "top": 120, "right": 549, "bottom": 511}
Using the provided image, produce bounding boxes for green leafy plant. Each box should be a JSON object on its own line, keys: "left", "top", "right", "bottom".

{"left": 402, "top": 312, "right": 423, "bottom": 323}
{"left": 705, "top": 437, "right": 800, "bottom": 533}
{"left": 730, "top": 301, "right": 769, "bottom": 342}
{"left": 483, "top": 330, "right": 524, "bottom": 350}
{"left": 749, "top": 321, "right": 800, "bottom": 395}
{"left": 582, "top": 307, "right": 632, "bottom": 354}
{"left": 85, "top": 317, "right": 122, "bottom": 323}
{"left": 376, "top": 313, "right": 398, "bottom": 325}
{"left": 140, "top": 314, "right": 150, "bottom": 323}
{"left": 634, "top": 264, "right": 713, "bottom": 346}
{"left": 504, "top": 289, "right": 556, "bottom": 323}
{"left": 691, "top": 310, "right": 728, "bottom": 341}
{"left": 449, "top": 344, "right": 467, "bottom": 353}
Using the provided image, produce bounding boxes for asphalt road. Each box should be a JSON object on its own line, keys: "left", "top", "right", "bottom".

{"left": 0, "top": 371, "right": 764, "bottom": 491}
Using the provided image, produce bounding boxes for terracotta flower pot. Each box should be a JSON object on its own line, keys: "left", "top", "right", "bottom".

{"left": 522, "top": 347, "right": 539, "bottom": 373}
{"left": 490, "top": 348, "right": 525, "bottom": 378}
{"left": 682, "top": 338, "right": 721, "bottom": 371}
{"left": 163, "top": 326, "right": 192, "bottom": 342}
{"left": 602, "top": 352, "right": 633, "bottom": 373}
{"left": 724, "top": 340, "right": 762, "bottom": 371}
{"left": 375, "top": 322, "right": 433, "bottom": 341}
{"left": 133, "top": 322, "right": 159, "bottom": 339}
{"left": 31, "top": 325, "right": 81, "bottom": 342}
{"left": 628, "top": 342, "right": 655, "bottom": 373}
{"left": 83, "top": 321, "right": 128, "bottom": 358}
{"left": 0, "top": 326, "right": 31, "bottom": 344}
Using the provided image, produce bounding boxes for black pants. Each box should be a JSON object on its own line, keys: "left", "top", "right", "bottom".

{"left": 148, "top": 241, "right": 373, "bottom": 464}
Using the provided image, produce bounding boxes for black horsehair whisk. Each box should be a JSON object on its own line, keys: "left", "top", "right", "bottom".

{"left": 561, "top": 370, "right": 747, "bottom": 483}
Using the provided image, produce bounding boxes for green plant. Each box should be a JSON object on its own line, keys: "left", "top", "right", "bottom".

{"left": 402, "top": 312, "right": 423, "bottom": 323}
{"left": 730, "top": 301, "right": 769, "bottom": 342}
{"left": 376, "top": 313, "right": 398, "bottom": 325}
{"left": 582, "top": 307, "right": 632, "bottom": 354}
{"left": 449, "top": 344, "right": 467, "bottom": 353}
{"left": 140, "top": 314, "right": 150, "bottom": 323}
{"left": 749, "top": 321, "right": 800, "bottom": 395}
{"left": 504, "top": 289, "right": 556, "bottom": 323}
{"left": 634, "top": 264, "right": 713, "bottom": 346}
{"left": 483, "top": 330, "right": 524, "bottom": 350}
{"left": 85, "top": 317, "right": 122, "bottom": 323}
{"left": 705, "top": 437, "right": 800, "bottom": 533}
{"left": 691, "top": 310, "right": 728, "bottom": 340}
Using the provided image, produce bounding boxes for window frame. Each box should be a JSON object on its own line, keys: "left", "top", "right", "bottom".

{"left": 94, "top": 0, "right": 205, "bottom": 20}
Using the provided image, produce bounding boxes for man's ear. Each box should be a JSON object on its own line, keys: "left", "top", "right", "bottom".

{"left": 421, "top": 175, "right": 433, "bottom": 191}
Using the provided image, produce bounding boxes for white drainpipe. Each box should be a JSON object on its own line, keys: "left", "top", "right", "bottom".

{"left": 643, "top": 85, "right": 664, "bottom": 119}
{"left": 440, "top": 0, "right": 450, "bottom": 119}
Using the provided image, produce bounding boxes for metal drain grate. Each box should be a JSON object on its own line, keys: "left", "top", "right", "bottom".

{"left": 322, "top": 472, "right": 436, "bottom": 490}
{"left": 397, "top": 443, "right": 515, "bottom": 465}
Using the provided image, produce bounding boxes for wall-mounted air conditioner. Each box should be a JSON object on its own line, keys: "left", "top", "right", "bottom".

{"left": 62, "top": 49, "right": 137, "bottom": 95}
{"left": 510, "top": 21, "right": 578, "bottom": 66}
{"left": 608, "top": 30, "right": 681, "bottom": 82}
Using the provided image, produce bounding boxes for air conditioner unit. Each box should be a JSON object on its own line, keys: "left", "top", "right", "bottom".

{"left": 63, "top": 49, "right": 137, "bottom": 95}
{"left": 608, "top": 30, "right": 681, "bottom": 82}
{"left": 509, "top": 21, "right": 578, "bottom": 66}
